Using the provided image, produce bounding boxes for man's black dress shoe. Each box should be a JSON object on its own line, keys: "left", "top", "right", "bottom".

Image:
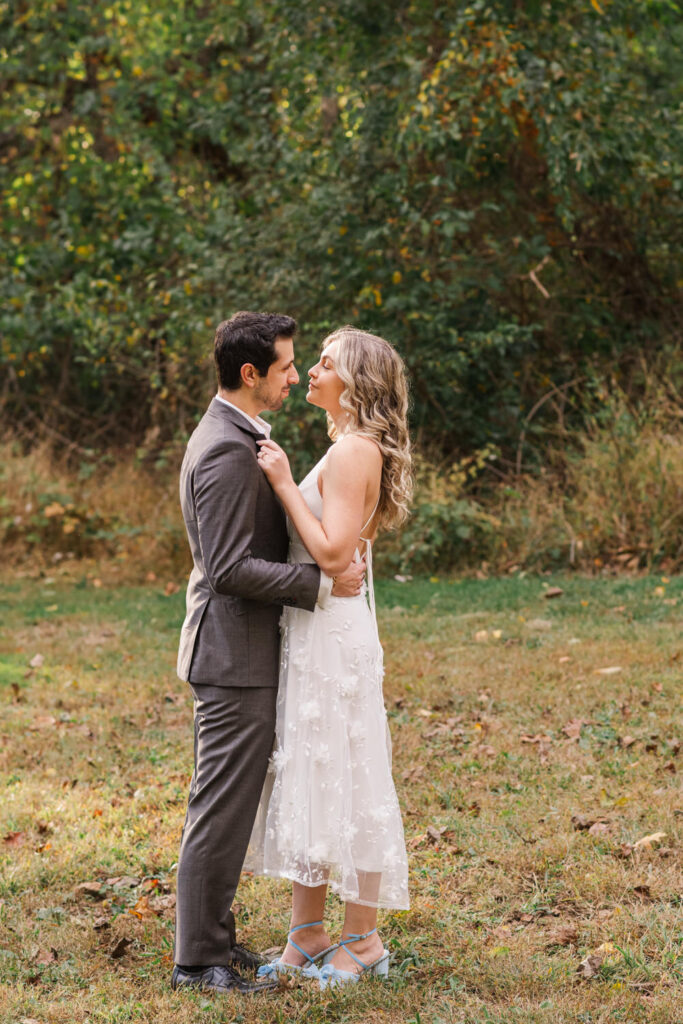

{"left": 229, "top": 943, "right": 266, "bottom": 973}
{"left": 171, "top": 964, "right": 278, "bottom": 994}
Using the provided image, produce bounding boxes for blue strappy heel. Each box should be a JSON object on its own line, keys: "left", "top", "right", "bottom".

{"left": 256, "top": 921, "right": 338, "bottom": 980}
{"left": 318, "top": 928, "right": 390, "bottom": 989}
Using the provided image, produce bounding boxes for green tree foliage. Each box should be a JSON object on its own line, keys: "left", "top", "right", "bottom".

{"left": 1, "top": 0, "right": 681, "bottom": 467}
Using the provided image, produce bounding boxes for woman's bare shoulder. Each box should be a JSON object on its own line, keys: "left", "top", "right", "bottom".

{"left": 329, "top": 433, "right": 382, "bottom": 464}
{"left": 323, "top": 435, "right": 381, "bottom": 484}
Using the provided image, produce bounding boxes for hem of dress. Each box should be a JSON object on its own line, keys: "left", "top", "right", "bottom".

{"left": 253, "top": 867, "right": 410, "bottom": 911}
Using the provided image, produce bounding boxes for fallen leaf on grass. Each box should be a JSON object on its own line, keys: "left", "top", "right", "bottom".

{"left": 140, "top": 876, "right": 170, "bottom": 893}
{"left": 510, "top": 907, "right": 559, "bottom": 924}
{"left": 149, "top": 893, "right": 176, "bottom": 914}
{"left": 29, "top": 654, "right": 44, "bottom": 668}
{"left": 164, "top": 581, "right": 180, "bottom": 596}
{"left": 75, "top": 882, "right": 106, "bottom": 899}
{"left": 545, "top": 924, "right": 578, "bottom": 948}
{"left": 106, "top": 875, "right": 140, "bottom": 889}
{"left": 3, "top": 831, "right": 25, "bottom": 847}
{"left": 476, "top": 744, "right": 497, "bottom": 758}
{"left": 577, "top": 952, "right": 604, "bottom": 979}
{"left": 633, "top": 831, "right": 667, "bottom": 851}
{"left": 596, "top": 909, "right": 614, "bottom": 922}
{"left": 588, "top": 821, "right": 611, "bottom": 837}
{"left": 562, "top": 718, "right": 588, "bottom": 741}
{"left": 110, "top": 936, "right": 133, "bottom": 959}
{"left": 544, "top": 587, "right": 564, "bottom": 599}
{"left": 408, "top": 824, "right": 461, "bottom": 853}
{"left": 594, "top": 666, "right": 623, "bottom": 675}
{"left": 520, "top": 733, "right": 552, "bottom": 763}
{"left": 128, "top": 896, "right": 155, "bottom": 920}
{"left": 633, "top": 884, "right": 652, "bottom": 898}
{"left": 620, "top": 735, "right": 636, "bottom": 748}
{"left": 474, "top": 629, "right": 489, "bottom": 642}
{"left": 526, "top": 618, "right": 552, "bottom": 631}
{"left": 93, "top": 916, "right": 110, "bottom": 930}
{"left": 33, "top": 948, "right": 58, "bottom": 965}
{"left": 571, "top": 814, "right": 607, "bottom": 831}
{"left": 426, "top": 825, "right": 446, "bottom": 843}
{"left": 29, "top": 715, "right": 57, "bottom": 731}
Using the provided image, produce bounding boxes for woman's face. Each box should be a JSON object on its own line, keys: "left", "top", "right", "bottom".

{"left": 307, "top": 340, "right": 345, "bottom": 415}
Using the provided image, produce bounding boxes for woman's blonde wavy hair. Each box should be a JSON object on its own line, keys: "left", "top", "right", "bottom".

{"left": 323, "top": 326, "right": 412, "bottom": 530}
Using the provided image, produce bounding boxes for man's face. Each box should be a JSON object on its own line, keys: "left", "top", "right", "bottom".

{"left": 253, "top": 337, "right": 299, "bottom": 412}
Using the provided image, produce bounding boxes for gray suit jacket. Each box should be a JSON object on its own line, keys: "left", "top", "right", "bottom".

{"left": 177, "top": 398, "right": 320, "bottom": 686}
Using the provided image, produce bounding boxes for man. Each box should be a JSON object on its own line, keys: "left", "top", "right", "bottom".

{"left": 172, "top": 311, "right": 364, "bottom": 996}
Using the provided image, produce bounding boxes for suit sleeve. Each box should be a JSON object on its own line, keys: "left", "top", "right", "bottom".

{"left": 193, "top": 439, "right": 320, "bottom": 611}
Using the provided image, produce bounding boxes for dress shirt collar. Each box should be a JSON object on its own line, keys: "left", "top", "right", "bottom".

{"left": 215, "top": 394, "right": 272, "bottom": 438}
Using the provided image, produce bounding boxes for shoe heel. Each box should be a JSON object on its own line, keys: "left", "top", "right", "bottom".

{"left": 369, "top": 951, "right": 390, "bottom": 978}
{"left": 318, "top": 944, "right": 339, "bottom": 966}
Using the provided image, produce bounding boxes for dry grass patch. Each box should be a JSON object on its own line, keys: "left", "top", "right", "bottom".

{"left": 0, "top": 573, "right": 681, "bottom": 1024}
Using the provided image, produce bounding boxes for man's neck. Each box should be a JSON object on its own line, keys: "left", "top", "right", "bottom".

{"left": 218, "top": 388, "right": 263, "bottom": 421}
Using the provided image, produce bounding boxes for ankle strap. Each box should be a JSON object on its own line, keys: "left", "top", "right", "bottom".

{"left": 341, "top": 928, "right": 376, "bottom": 943}
{"left": 289, "top": 920, "right": 323, "bottom": 935}
{"left": 287, "top": 920, "right": 324, "bottom": 967}
{"left": 339, "top": 928, "right": 377, "bottom": 970}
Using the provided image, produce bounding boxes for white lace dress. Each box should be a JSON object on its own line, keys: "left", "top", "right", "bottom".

{"left": 245, "top": 450, "right": 409, "bottom": 909}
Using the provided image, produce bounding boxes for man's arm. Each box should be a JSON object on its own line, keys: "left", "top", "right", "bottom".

{"left": 193, "top": 440, "right": 320, "bottom": 610}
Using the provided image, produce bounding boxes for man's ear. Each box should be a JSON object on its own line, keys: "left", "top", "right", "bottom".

{"left": 240, "top": 363, "right": 259, "bottom": 389}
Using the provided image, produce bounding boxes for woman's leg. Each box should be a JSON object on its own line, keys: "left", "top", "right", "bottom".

{"left": 330, "top": 871, "right": 385, "bottom": 971}
{"left": 279, "top": 881, "right": 333, "bottom": 966}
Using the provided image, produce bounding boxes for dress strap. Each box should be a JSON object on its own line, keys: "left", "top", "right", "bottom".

{"left": 357, "top": 492, "right": 380, "bottom": 626}
{"left": 359, "top": 493, "right": 380, "bottom": 539}
{"left": 358, "top": 536, "right": 377, "bottom": 626}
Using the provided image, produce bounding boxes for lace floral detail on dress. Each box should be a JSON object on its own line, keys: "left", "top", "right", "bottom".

{"left": 245, "top": 451, "right": 409, "bottom": 910}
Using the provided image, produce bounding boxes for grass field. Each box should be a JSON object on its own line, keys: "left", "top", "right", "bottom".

{"left": 0, "top": 572, "right": 681, "bottom": 1024}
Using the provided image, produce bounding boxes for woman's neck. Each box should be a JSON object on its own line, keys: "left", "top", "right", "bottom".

{"left": 330, "top": 411, "right": 353, "bottom": 438}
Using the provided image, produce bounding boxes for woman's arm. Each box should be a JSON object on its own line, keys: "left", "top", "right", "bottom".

{"left": 256, "top": 436, "right": 381, "bottom": 576}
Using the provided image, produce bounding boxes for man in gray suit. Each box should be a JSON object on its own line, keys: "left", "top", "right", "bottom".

{"left": 172, "top": 311, "right": 364, "bottom": 995}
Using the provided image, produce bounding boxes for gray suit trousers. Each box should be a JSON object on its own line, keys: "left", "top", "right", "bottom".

{"left": 174, "top": 683, "right": 276, "bottom": 966}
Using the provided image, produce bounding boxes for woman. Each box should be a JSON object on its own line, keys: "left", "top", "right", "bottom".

{"left": 246, "top": 326, "right": 412, "bottom": 989}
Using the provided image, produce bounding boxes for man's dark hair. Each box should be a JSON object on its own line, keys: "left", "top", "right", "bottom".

{"left": 214, "top": 311, "right": 297, "bottom": 390}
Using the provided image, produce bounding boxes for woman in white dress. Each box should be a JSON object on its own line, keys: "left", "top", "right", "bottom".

{"left": 247, "top": 326, "right": 412, "bottom": 988}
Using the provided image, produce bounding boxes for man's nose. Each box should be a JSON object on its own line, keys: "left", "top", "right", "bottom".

{"left": 289, "top": 365, "right": 300, "bottom": 384}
